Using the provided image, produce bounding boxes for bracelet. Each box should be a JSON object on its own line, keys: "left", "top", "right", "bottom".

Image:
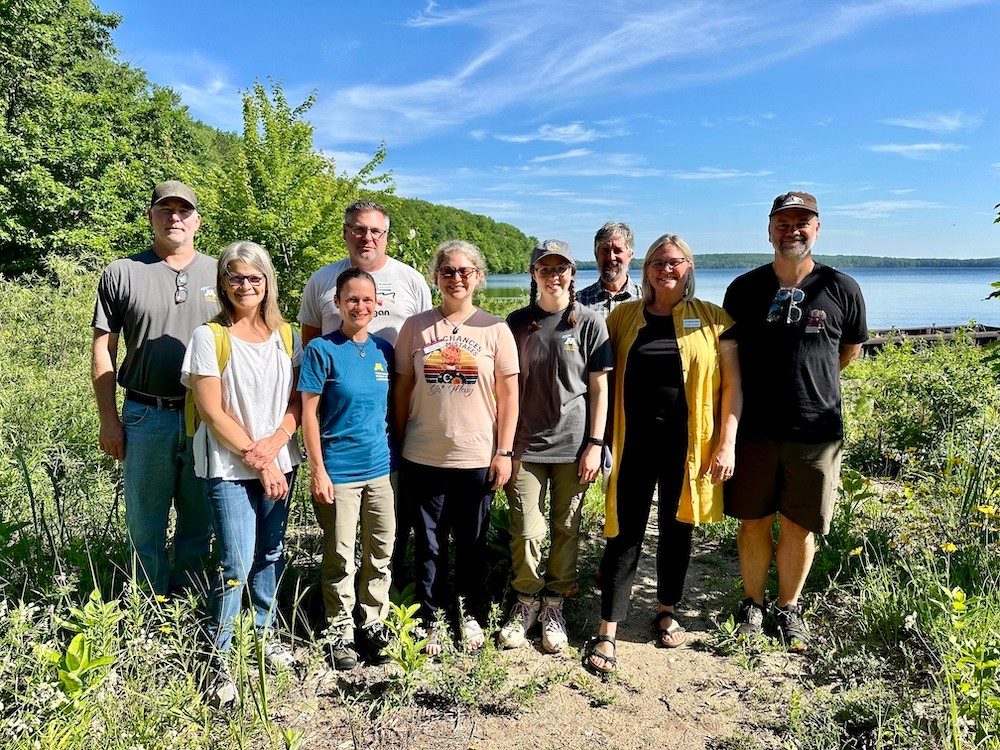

{"left": 278, "top": 426, "right": 294, "bottom": 440}
{"left": 585, "top": 437, "right": 604, "bottom": 447}
{"left": 495, "top": 449, "right": 513, "bottom": 458}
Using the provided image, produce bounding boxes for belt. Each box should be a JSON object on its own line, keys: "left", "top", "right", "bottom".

{"left": 125, "top": 390, "right": 186, "bottom": 410}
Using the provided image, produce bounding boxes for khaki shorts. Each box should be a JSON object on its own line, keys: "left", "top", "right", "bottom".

{"left": 724, "top": 438, "right": 843, "bottom": 535}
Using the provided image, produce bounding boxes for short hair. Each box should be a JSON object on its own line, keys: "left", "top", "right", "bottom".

{"left": 593, "top": 221, "right": 634, "bottom": 254}
{"left": 641, "top": 234, "right": 696, "bottom": 304}
{"left": 215, "top": 241, "right": 284, "bottom": 331}
{"left": 344, "top": 200, "right": 389, "bottom": 228}
{"left": 335, "top": 267, "right": 376, "bottom": 299}
{"left": 429, "top": 239, "right": 487, "bottom": 279}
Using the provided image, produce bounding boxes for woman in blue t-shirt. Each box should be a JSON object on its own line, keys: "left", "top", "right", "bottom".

{"left": 299, "top": 268, "right": 395, "bottom": 672}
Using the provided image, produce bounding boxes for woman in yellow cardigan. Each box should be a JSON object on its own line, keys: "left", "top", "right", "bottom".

{"left": 585, "top": 234, "right": 741, "bottom": 674}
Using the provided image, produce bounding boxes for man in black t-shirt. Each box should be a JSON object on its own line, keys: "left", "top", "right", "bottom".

{"left": 723, "top": 191, "right": 867, "bottom": 652}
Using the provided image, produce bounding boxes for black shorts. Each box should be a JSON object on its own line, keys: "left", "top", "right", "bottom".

{"left": 724, "top": 438, "right": 843, "bottom": 535}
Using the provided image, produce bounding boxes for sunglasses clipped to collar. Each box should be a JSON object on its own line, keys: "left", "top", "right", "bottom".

{"left": 766, "top": 286, "right": 805, "bottom": 324}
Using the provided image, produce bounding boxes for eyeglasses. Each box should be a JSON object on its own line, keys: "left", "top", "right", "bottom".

{"left": 648, "top": 258, "right": 688, "bottom": 271}
{"left": 534, "top": 264, "right": 572, "bottom": 278}
{"left": 226, "top": 273, "right": 265, "bottom": 288}
{"left": 174, "top": 270, "right": 188, "bottom": 304}
{"left": 346, "top": 224, "right": 388, "bottom": 240}
{"left": 437, "top": 266, "right": 478, "bottom": 280}
{"left": 155, "top": 206, "right": 196, "bottom": 220}
{"left": 767, "top": 286, "right": 805, "bottom": 324}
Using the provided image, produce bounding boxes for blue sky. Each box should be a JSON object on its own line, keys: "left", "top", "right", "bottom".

{"left": 103, "top": 0, "right": 999, "bottom": 259}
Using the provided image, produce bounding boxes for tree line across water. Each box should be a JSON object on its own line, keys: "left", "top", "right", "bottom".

{"left": 571, "top": 255, "right": 1000, "bottom": 270}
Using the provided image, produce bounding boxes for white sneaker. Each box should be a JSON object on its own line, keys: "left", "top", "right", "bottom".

{"left": 262, "top": 639, "right": 297, "bottom": 673}
{"left": 498, "top": 594, "right": 540, "bottom": 649}
{"left": 539, "top": 596, "right": 568, "bottom": 654}
{"left": 206, "top": 662, "right": 237, "bottom": 709}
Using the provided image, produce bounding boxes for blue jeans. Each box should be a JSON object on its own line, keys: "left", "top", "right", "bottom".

{"left": 206, "top": 472, "right": 294, "bottom": 652}
{"left": 122, "top": 399, "right": 212, "bottom": 594}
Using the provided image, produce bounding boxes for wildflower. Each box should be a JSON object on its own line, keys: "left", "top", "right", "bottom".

{"left": 904, "top": 611, "right": 917, "bottom": 631}
{"left": 940, "top": 542, "right": 957, "bottom": 553}
{"left": 159, "top": 625, "right": 172, "bottom": 634}
{"left": 155, "top": 595, "right": 167, "bottom": 603}
{"left": 226, "top": 579, "right": 242, "bottom": 588}
{"left": 408, "top": 228, "right": 417, "bottom": 240}
{"left": 977, "top": 505, "right": 997, "bottom": 518}
{"left": 849, "top": 547, "right": 862, "bottom": 556}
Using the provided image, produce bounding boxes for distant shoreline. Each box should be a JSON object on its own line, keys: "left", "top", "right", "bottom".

{"left": 572, "top": 255, "right": 1000, "bottom": 270}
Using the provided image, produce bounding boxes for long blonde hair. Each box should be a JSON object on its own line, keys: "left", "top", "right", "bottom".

{"left": 214, "top": 241, "right": 284, "bottom": 331}
{"left": 641, "top": 234, "right": 696, "bottom": 304}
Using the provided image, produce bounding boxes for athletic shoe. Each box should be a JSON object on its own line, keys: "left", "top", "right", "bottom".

{"left": 734, "top": 597, "right": 766, "bottom": 636}
{"left": 774, "top": 603, "right": 810, "bottom": 653}
{"left": 206, "top": 659, "right": 237, "bottom": 709}
{"left": 360, "top": 621, "right": 392, "bottom": 665}
{"left": 498, "top": 593, "right": 540, "bottom": 649}
{"left": 261, "top": 639, "right": 297, "bottom": 673}
{"left": 326, "top": 636, "right": 358, "bottom": 671}
{"left": 539, "top": 596, "right": 568, "bottom": 654}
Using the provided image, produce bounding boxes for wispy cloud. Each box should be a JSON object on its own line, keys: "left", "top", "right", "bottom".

{"left": 880, "top": 110, "right": 982, "bottom": 132}
{"left": 672, "top": 167, "right": 774, "bottom": 180}
{"left": 826, "top": 200, "right": 945, "bottom": 219}
{"left": 991, "top": 162, "right": 1000, "bottom": 176}
{"left": 700, "top": 113, "right": 776, "bottom": 128}
{"left": 496, "top": 123, "right": 624, "bottom": 144}
{"left": 867, "top": 142, "right": 967, "bottom": 159}
{"left": 888, "top": 188, "right": 916, "bottom": 195}
{"left": 306, "top": 0, "right": 984, "bottom": 145}
{"left": 528, "top": 149, "right": 593, "bottom": 163}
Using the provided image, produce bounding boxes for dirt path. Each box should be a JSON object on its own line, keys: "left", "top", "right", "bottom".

{"left": 276, "top": 500, "right": 798, "bottom": 750}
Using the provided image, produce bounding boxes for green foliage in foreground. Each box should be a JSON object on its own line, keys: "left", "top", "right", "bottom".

{"left": 4, "top": 259, "right": 1000, "bottom": 747}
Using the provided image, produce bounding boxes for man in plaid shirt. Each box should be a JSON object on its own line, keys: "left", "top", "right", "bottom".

{"left": 575, "top": 221, "right": 642, "bottom": 319}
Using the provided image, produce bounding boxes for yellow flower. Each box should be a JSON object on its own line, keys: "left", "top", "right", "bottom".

{"left": 226, "top": 579, "right": 242, "bottom": 588}
{"left": 155, "top": 595, "right": 167, "bottom": 603}
{"left": 940, "top": 543, "right": 957, "bottom": 553}
{"left": 849, "top": 547, "right": 863, "bottom": 556}
{"left": 977, "top": 505, "right": 997, "bottom": 518}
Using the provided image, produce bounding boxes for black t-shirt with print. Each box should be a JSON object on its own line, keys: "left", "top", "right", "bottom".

{"left": 723, "top": 262, "right": 867, "bottom": 443}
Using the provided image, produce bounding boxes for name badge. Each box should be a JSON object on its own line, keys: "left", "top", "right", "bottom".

{"left": 683, "top": 318, "right": 701, "bottom": 329}
{"left": 423, "top": 340, "right": 447, "bottom": 355}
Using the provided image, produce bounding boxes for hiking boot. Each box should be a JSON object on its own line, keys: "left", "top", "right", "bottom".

{"left": 360, "top": 621, "right": 393, "bottom": 665}
{"left": 261, "top": 639, "right": 297, "bottom": 673}
{"left": 539, "top": 596, "right": 568, "bottom": 654}
{"left": 206, "top": 659, "right": 237, "bottom": 709}
{"left": 774, "top": 603, "right": 810, "bottom": 653}
{"left": 498, "top": 593, "right": 540, "bottom": 649}
{"left": 326, "top": 635, "right": 358, "bottom": 671}
{"left": 734, "top": 597, "right": 766, "bottom": 636}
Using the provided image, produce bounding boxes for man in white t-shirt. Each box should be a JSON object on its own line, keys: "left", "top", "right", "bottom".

{"left": 298, "top": 200, "right": 432, "bottom": 347}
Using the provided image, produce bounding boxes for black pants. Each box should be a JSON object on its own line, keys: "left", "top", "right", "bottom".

{"left": 402, "top": 459, "right": 493, "bottom": 624}
{"left": 599, "top": 422, "right": 692, "bottom": 622}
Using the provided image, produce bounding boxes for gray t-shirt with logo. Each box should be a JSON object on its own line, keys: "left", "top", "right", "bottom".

{"left": 297, "top": 256, "right": 432, "bottom": 346}
{"left": 507, "top": 304, "right": 613, "bottom": 463}
{"left": 92, "top": 250, "right": 220, "bottom": 398}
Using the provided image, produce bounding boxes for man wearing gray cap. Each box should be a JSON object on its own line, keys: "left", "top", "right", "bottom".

{"left": 723, "top": 191, "right": 867, "bottom": 652}
{"left": 92, "top": 180, "right": 219, "bottom": 594}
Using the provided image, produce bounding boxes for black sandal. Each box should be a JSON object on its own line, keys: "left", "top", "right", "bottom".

{"left": 583, "top": 635, "right": 617, "bottom": 675}
{"left": 653, "top": 610, "right": 687, "bottom": 648}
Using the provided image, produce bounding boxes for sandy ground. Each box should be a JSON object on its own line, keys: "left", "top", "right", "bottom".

{"left": 270, "top": 502, "right": 800, "bottom": 750}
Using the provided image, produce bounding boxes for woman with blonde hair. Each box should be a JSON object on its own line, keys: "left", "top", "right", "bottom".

{"left": 394, "top": 239, "right": 519, "bottom": 654}
{"left": 182, "top": 240, "right": 302, "bottom": 706}
{"left": 585, "top": 234, "right": 741, "bottom": 674}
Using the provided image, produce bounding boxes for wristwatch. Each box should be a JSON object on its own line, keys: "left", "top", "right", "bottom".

{"left": 585, "top": 437, "right": 605, "bottom": 447}
{"left": 496, "top": 449, "right": 514, "bottom": 457}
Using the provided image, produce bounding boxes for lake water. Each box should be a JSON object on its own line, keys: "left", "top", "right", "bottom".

{"left": 488, "top": 267, "right": 1000, "bottom": 330}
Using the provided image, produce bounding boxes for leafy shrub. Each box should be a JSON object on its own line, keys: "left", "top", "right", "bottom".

{"left": 843, "top": 331, "right": 999, "bottom": 476}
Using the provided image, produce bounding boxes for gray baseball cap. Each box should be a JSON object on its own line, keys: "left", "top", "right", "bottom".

{"left": 531, "top": 239, "right": 576, "bottom": 267}
{"left": 150, "top": 180, "right": 198, "bottom": 209}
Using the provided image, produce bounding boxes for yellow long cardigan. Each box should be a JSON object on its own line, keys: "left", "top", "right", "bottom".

{"left": 604, "top": 298, "right": 733, "bottom": 537}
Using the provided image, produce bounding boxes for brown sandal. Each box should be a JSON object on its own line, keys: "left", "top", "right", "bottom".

{"left": 583, "top": 635, "right": 617, "bottom": 675}
{"left": 654, "top": 611, "right": 687, "bottom": 648}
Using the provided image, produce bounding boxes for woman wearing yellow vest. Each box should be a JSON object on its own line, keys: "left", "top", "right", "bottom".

{"left": 585, "top": 234, "right": 741, "bottom": 674}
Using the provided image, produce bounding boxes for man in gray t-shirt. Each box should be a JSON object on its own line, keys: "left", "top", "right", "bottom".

{"left": 298, "top": 200, "right": 431, "bottom": 347}
{"left": 92, "top": 180, "right": 219, "bottom": 594}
